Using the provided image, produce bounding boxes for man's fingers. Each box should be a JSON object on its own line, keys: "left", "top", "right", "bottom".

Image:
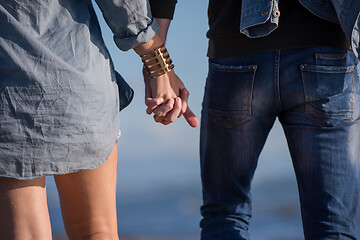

{"left": 180, "top": 88, "right": 198, "bottom": 127}
{"left": 145, "top": 97, "right": 164, "bottom": 115}
{"left": 152, "top": 99, "right": 199, "bottom": 127}
{"left": 153, "top": 98, "right": 175, "bottom": 116}
{"left": 180, "top": 88, "right": 189, "bottom": 114}
{"left": 153, "top": 113, "right": 172, "bottom": 125}
{"left": 154, "top": 114, "right": 165, "bottom": 123}
{"left": 164, "top": 97, "right": 182, "bottom": 123}
{"left": 183, "top": 106, "right": 199, "bottom": 128}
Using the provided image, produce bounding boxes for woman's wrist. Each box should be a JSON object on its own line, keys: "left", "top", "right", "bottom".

{"left": 133, "top": 34, "right": 164, "bottom": 56}
{"left": 141, "top": 44, "right": 174, "bottom": 79}
{"left": 134, "top": 34, "right": 174, "bottom": 79}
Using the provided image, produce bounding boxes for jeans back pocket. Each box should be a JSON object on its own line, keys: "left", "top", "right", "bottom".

{"left": 300, "top": 64, "right": 355, "bottom": 127}
{"left": 205, "top": 61, "right": 256, "bottom": 128}
{"left": 315, "top": 53, "right": 348, "bottom": 66}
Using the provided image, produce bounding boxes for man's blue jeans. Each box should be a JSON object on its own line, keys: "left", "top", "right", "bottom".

{"left": 200, "top": 47, "right": 360, "bottom": 240}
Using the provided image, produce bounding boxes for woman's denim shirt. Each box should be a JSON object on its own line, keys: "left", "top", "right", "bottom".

{"left": 0, "top": 0, "right": 162, "bottom": 111}
{"left": 240, "top": 0, "right": 360, "bottom": 59}
{"left": 0, "top": 0, "right": 161, "bottom": 178}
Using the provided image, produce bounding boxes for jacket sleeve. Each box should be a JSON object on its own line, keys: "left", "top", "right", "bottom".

{"left": 330, "top": 0, "right": 360, "bottom": 59}
{"left": 239, "top": 0, "right": 280, "bottom": 38}
{"left": 94, "top": 0, "right": 159, "bottom": 51}
{"left": 350, "top": 13, "right": 360, "bottom": 60}
{"left": 149, "top": 0, "right": 177, "bottom": 20}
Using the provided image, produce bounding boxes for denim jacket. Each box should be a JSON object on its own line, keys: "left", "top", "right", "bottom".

{"left": 240, "top": 0, "right": 360, "bottom": 59}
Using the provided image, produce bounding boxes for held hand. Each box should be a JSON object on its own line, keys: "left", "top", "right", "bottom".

{"left": 136, "top": 34, "right": 198, "bottom": 127}
{"left": 144, "top": 67, "right": 165, "bottom": 114}
{"left": 144, "top": 69, "right": 198, "bottom": 127}
{"left": 178, "top": 88, "right": 199, "bottom": 128}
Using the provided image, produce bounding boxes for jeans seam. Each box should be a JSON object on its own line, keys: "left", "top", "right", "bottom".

{"left": 350, "top": 68, "right": 354, "bottom": 122}
{"left": 274, "top": 50, "right": 282, "bottom": 112}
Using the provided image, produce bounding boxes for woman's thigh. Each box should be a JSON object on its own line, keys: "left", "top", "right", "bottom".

{"left": 54, "top": 143, "right": 119, "bottom": 240}
{"left": 0, "top": 176, "right": 52, "bottom": 240}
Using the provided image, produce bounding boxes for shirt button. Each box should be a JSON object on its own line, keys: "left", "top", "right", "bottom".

{"left": 273, "top": 10, "right": 280, "bottom": 18}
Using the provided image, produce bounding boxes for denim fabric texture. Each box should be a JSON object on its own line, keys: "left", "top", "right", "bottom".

{"left": 200, "top": 47, "right": 360, "bottom": 240}
{"left": 0, "top": 0, "right": 157, "bottom": 179}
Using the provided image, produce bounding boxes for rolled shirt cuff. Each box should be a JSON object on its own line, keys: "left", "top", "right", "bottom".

{"left": 114, "top": 18, "right": 159, "bottom": 51}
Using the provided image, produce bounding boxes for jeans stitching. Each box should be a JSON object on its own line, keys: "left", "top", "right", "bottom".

{"left": 315, "top": 53, "right": 348, "bottom": 63}
{"left": 301, "top": 64, "right": 355, "bottom": 127}
{"left": 274, "top": 50, "right": 282, "bottom": 112}
{"left": 350, "top": 68, "right": 354, "bottom": 122}
{"left": 209, "top": 62, "right": 255, "bottom": 72}
{"left": 301, "top": 65, "right": 354, "bottom": 73}
{"left": 248, "top": 65, "right": 256, "bottom": 118}
{"left": 206, "top": 63, "right": 256, "bottom": 128}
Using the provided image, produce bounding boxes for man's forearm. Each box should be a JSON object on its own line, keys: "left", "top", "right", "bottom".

{"left": 155, "top": 18, "right": 171, "bottom": 43}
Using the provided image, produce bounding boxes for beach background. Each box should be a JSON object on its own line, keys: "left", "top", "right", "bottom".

{"left": 47, "top": 0, "right": 360, "bottom": 239}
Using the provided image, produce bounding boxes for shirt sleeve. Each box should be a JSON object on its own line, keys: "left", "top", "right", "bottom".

{"left": 94, "top": 0, "right": 159, "bottom": 51}
{"left": 149, "top": 0, "right": 177, "bottom": 19}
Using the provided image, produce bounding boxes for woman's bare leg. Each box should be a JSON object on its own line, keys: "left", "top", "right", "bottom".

{"left": 54, "top": 143, "right": 119, "bottom": 240}
{"left": 0, "top": 176, "right": 52, "bottom": 240}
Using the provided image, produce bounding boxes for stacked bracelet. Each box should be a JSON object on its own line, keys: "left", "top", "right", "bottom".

{"left": 140, "top": 45, "right": 174, "bottom": 79}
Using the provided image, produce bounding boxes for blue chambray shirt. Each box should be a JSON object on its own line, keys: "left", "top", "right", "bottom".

{"left": 0, "top": 0, "right": 158, "bottom": 179}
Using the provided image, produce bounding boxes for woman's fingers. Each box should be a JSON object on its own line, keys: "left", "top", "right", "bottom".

{"left": 145, "top": 97, "right": 165, "bottom": 115}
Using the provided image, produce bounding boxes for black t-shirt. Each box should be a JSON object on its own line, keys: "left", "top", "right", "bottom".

{"left": 149, "top": 0, "right": 177, "bottom": 20}
{"left": 207, "top": 0, "right": 350, "bottom": 58}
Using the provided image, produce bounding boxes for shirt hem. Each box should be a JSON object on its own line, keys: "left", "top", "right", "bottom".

{"left": 0, "top": 133, "right": 119, "bottom": 180}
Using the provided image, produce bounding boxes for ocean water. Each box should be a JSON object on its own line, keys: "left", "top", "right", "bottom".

{"left": 47, "top": 120, "right": 360, "bottom": 239}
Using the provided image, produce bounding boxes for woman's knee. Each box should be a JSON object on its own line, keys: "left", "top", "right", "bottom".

{"left": 65, "top": 221, "right": 119, "bottom": 240}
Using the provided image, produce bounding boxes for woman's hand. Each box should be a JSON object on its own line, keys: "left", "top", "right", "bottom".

{"left": 134, "top": 34, "right": 198, "bottom": 127}
{"left": 144, "top": 69, "right": 198, "bottom": 127}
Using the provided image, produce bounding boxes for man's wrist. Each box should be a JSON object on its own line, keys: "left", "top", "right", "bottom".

{"left": 156, "top": 18, "right": 171, "bottom": 43}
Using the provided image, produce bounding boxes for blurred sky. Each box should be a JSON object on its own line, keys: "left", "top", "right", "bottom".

{"left": 93, "top": 0, "right": 210, "bottom": 172}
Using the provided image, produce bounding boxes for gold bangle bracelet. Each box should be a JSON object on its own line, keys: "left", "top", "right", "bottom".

{"left": 140, "top": 45, "right": 174, "bottom": 79}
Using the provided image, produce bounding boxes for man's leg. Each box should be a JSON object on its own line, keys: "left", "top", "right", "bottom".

{"left": 200, "top": 53, "right": 278, "bottom": 240}
{"left": 279, "top": 47, "right": 360, "bottom": 240}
